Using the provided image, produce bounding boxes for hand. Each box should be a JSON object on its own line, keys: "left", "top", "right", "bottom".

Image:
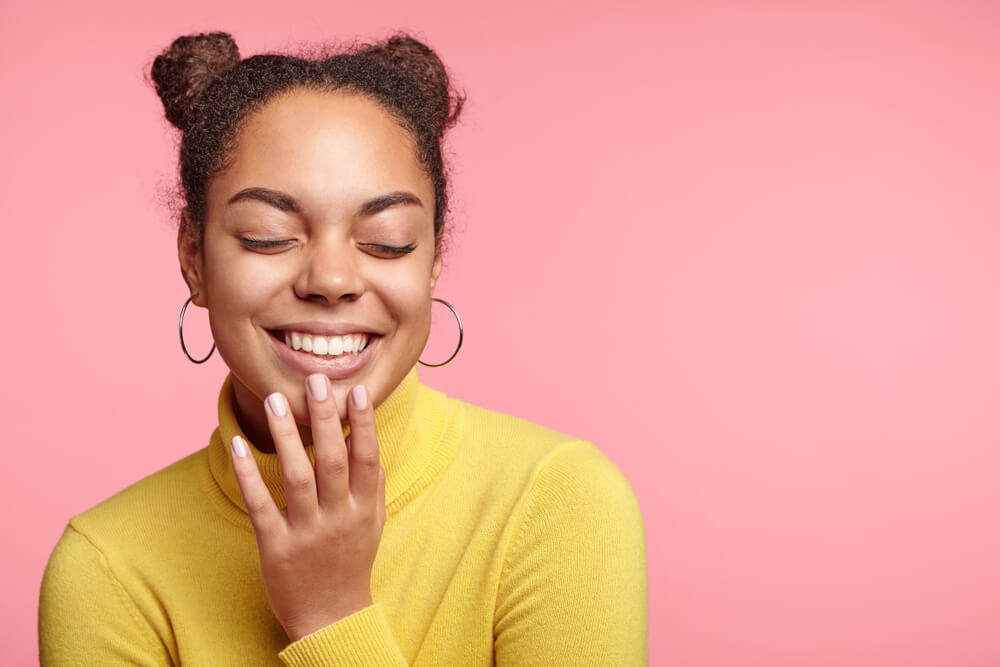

{"left": 229, "top": 374, "right": 387, "bottom": 642}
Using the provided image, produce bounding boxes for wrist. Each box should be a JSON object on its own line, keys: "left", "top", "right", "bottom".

{"left": 284, "top": 595, "right": 376, "bottom": 642}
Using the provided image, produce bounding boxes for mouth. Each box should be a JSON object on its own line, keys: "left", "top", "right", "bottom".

{"left": 266, "top": 327, "right": 381, "bottom": 381}
{"left": 267, "top": 329, "right": 380, "bottom": 358}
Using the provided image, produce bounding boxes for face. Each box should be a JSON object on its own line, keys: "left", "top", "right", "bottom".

{"left": 179, "top": 88, "right": 442, "bottom": 450}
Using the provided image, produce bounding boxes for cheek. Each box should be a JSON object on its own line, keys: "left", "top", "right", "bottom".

{"left": 377, "top": 268, "right": 433, "bottom": 329}
{"left": 203, "top": 249, "right": 287, "bottom": 329}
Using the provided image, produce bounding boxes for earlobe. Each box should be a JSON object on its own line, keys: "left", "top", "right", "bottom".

{"left": 178, "top": 210, "right": 206, "bottom": 307}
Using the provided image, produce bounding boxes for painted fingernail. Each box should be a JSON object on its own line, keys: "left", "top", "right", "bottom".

{"left": 307, "top": 374, "right": 328, "bottom": 401}
{"left": 231, "top": 435, "right": 248, "bottom": 458}
{"left": 266, "top": 393, "right": 287, "bottom": 417}
{"left": 352, "top": 384, "right": 368, "bottom": 410}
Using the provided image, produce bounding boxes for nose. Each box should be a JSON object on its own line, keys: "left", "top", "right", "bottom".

{"left": 294, "top": 234, "right": 365, "bottom": 304}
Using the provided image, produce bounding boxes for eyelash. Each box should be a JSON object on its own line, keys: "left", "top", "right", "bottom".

{"left": 368, "top": 243, "right": 416, "bottom": 255}
{"left": 239, "top": 237, "right": 415, "bottom": 255}
{"left": 239, "top": 237, "right": 289, "bottom": 248}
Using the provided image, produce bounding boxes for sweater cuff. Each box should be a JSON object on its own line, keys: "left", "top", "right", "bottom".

{"left": 278, "top": 601, "right": 407, "bottom": 666}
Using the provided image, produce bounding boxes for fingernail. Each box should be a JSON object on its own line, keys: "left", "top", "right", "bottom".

{"left": 307, "top": 375, "right": 328, "bottom": 401}
{"left": 266, "top": 393, "right": 287, "bottom": 417}
{"left": 352, "top": 385, "right": 368, "bottom": 410}
{"left": 231, "top": 435, "right": 248, "bottom": 458}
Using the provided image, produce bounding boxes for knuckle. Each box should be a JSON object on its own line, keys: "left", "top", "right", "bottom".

{"left": 246, "top": 497, "right": 272, "bottom": 516}
{"left": 271, "top": 420, "right": 299, "bottom": 439}
{"left": 355, "top": 409, "right": 376, "bottom": 429}
{"left": 354, "top": 449, "right": 380, "bottom": 468}
{"left": 285, "top": 471, "right": 314, "bottom": 491}
{"left": 312, "top": 401, "right": 341, "bottom": 425}
{"left": 317, "top": 452, "right": 349, "bottom": 476}
{"left": 264, "top": 541, "right": 295, "bottom": 564}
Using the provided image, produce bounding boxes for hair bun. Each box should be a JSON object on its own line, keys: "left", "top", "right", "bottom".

{"left": 151, "top": 32, "right": 241, "bottom": 131}
{"left": 361, "top": 35, "right": 464, "bottom": 137}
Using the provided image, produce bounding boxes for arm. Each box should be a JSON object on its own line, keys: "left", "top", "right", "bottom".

{"left": 38, "top": 524, "right": 173, "bottom": 666}
{"left": 494, "top": 441, "right": 648, "bottom": 666}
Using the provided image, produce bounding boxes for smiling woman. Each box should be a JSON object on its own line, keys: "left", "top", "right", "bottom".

{"left": 185, "top": 87, "right": 443, "bottom": 453}
{"left": 38, "top": 31, "right": 647, "bottom": 665}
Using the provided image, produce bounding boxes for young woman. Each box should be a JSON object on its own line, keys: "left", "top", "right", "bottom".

{"left": 39, "top": 31, "right": 647, "bottom": 665}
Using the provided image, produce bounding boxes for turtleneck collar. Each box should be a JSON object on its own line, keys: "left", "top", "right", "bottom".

{"left": 207, "top": 365, "right": 460, "bottom": 527}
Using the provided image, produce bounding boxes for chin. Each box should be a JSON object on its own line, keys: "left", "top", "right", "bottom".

{"left": 330, "top": 388, "right": 351, "bottom": 422}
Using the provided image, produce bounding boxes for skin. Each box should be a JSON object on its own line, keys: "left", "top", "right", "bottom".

{"left": 178, "top": 87, "right": 444, "bottom": 639}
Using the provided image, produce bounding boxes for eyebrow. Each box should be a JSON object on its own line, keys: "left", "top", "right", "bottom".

{"left": 228, "top": 187, "right": 299, "bottom": 212}
{"left": 358, "top": 191, "right": 423, "bottom": 216}
{"left": 227, "top": 187, "right": 423, "bottom": 216}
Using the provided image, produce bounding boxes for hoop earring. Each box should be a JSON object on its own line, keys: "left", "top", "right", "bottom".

{"left": 419, "top": 297, "right": 463, "bottom": 368}
{"left": 179, "top": 295, "right": 216, "bottom": 364}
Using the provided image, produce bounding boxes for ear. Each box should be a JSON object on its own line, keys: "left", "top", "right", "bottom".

{"left": 430, "top": 249, "right": 443, "bottom": 291}
{"left": 178, "top": 209, "right": 207, "bottom": 307}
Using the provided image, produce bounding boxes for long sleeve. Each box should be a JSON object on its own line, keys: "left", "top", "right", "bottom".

{"left": 39, "top": 524, "right": 173, "bottom": 666}
{"left": 493, "top": 441, "right": 648, "bottom": 665}
{"left": 277, "top": 603, "right": 407, "bottom": 666}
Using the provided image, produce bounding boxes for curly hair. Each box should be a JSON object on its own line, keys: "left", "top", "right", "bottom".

{"left": 150, "top": 31, "right": 464, "bottom": 251}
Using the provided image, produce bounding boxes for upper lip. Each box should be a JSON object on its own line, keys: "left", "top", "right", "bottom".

{"left": 269, "top": 321, "right": 380, "bottom": 336}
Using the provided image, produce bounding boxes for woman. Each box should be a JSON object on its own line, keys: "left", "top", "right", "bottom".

{"left": 39, "top": 31, "right": 647, "bottom": 665}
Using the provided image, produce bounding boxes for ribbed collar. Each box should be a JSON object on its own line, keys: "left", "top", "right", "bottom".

{"left": 207, "top": 365, "right": 460, "bottom": 527}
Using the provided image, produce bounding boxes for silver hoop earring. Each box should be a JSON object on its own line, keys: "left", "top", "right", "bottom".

{"left": 179, "top": 295, "right": 216, "bottom": 364}
{"left": 419, "top": 297, "right": 463, "bottom": 368}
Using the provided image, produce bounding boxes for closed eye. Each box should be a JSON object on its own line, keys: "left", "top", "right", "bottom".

{"left": 240, "top": 237, "right": 291, "bottom": 248}
{"left": 239, "top": 238, "right": 414, "bottom": 255}
{"left": 363, "top": 243, "right": 416, "bottom": 256}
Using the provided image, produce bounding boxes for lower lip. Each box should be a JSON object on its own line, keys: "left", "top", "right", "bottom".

{"left": 269, "top": 331, "right": 380, "bottom": 381}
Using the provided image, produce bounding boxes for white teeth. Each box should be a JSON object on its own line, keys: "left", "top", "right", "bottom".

{"left": 282, "top": 331, "right": 372, "bottom": 358}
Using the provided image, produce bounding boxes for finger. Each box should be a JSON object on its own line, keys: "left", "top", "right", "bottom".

{"left": 376, "top": 466, "right": 386, "bottom": 527}
{"left": 346, "top": 384, "right": 381, "bottom": 503}
{"left": 230, "top": 435, "right": 283, "bottom": 534}
{"left": 305, "top": 374, "right": 350, "bottom": 508}
{"left": 265, "top": 392, "right": 318, "bottom": 524}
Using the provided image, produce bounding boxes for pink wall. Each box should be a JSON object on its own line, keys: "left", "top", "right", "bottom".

{"left": 4, "top": 1, "right": 999, "bottom": 665}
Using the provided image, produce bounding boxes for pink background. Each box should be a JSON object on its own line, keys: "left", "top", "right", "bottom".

{"left": 3, "top": 1, "right": 999, "bottom": 665}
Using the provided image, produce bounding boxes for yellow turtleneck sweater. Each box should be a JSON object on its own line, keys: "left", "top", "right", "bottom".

{"left": 39, "top": 367, "right": 647, "bottom": 665}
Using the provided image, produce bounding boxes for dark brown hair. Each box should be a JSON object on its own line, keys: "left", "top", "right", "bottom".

{"left": 150, "top": 31, "right": 464, "bottom": 250}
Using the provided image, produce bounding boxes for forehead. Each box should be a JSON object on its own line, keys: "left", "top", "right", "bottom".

{"left": 209, "top": 88, "right": 431, "bottom": 215}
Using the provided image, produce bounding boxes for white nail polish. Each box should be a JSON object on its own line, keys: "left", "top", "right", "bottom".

{"left": 267, "top": 393, "right": 287, "bottom": 417}
{"left": 231, "top": 435, "right": 248, "bottom": 458}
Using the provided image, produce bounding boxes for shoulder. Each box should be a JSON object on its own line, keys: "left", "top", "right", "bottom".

{"left": 446, "top": 394, "right": 642, "bottom": 522}
{"left": 516, "top": 439, "right": 645, "bottom": 538}
{"left": 450, "top": 396, "right": 579, "bottom": 463}
{"left": 66, "top": 447, "right": 209, "bottom": 552}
